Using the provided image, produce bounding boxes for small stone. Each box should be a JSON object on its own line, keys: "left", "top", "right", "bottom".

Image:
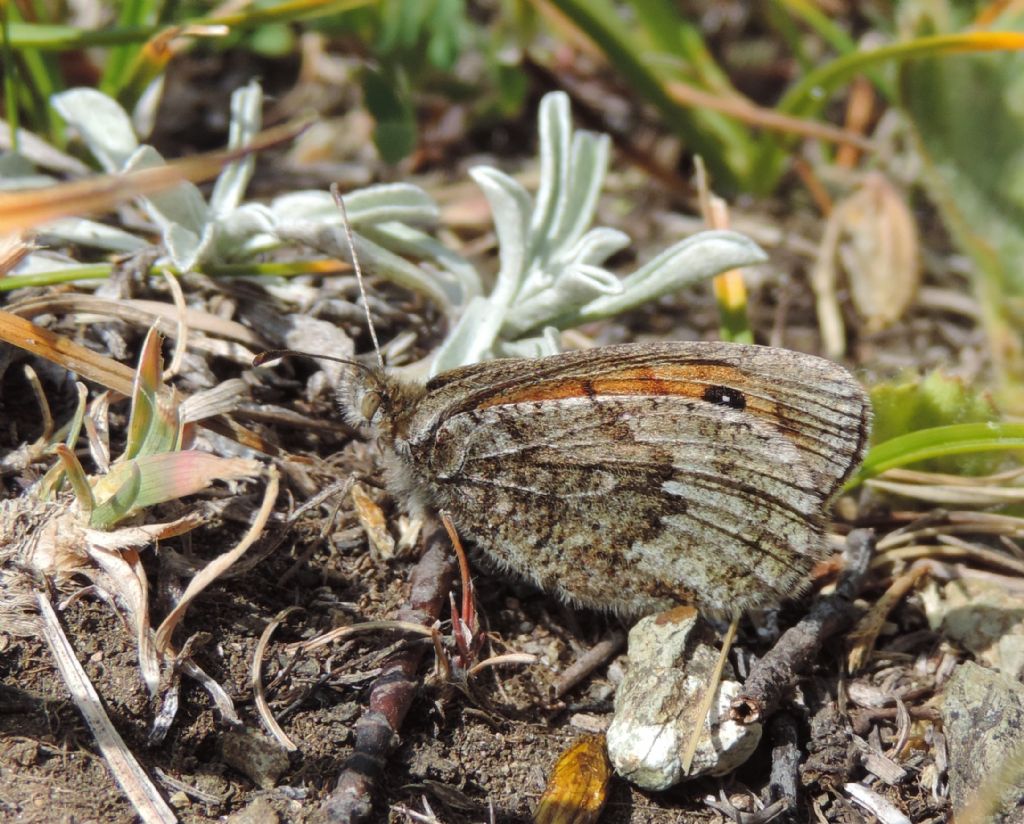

{"left": 225, "top": 796, "right": 280, "bottom": 824}
{"left": 606, "top": 607, "right": 761, "bottom": 790}
{"left": 222, "top": 728, "right": 291, "bottom": 790}
{"left": 570, "top": 713, "right": 609, "bottom": 734}
{"left": 923, "top": 579, "right": 1024, "bottom": 679}
{"left": 941, "top": 661, "right": 1024, "bottom": 822}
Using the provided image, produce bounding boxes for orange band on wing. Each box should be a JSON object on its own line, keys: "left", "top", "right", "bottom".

{"left": 477, "top": 364, "right": 767, "bottom": 409}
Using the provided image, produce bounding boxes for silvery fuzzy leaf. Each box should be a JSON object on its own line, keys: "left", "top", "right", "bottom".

{"left": 268, "top": 190, "right": 337, "bottom": 222}
{"left": 548, "top": 130, "right": 610, "bottom": 253}
{"left": 515, "top": 266, "right": 555, "bottom": 304}
{"left": 213, "top": 203, "right": 276, "bottom": 259}
{"left": 502, "top": 264, "right": 623, "bottom": 337}
{"left": 132, "top": 75, "right": 165, "bottom": 140}
{"left": 494, "top": 327, "right": 561, "bottom": 360}
{"left": 14, "top": 253, "right": 90, "bottom": 275}
{"left": 125, "top": 145, "right": 209, "bottom": 237}
{"left": 51, "top": 88, "right": 139, "bottom": 172}
{"left": 360, "top": 221, "right": 481, "bottom": 304}
{"left": 560, "top": 227, "right": 631, "bottom": 269}
{"left": 274, "top": 219, "right": 456, "bottom": 314}
{"left": 429, "top": 296, "right": 504, "bottom": 376}
{"left": 269, "top": 184, "right": 438, "bottom": 227}
{"left": 0, "top": 152, "right": 46, "bottom": 179}
{"left": 163, "top": 222, "right": 211, "bottom": 273}
{"left": 529, "top": 91, "right": 571, "bottom": 248}
{"left": 121, "top": 145, "right": 211, "bottom": 271}
{"left": 569, "top": 230, "right": 767, "bottom": 325}
{"left": 0, "top": 172, "right": 55, "bottom": 191}
{"left": 0, "top": 131, "right": 90, "bottom": 177}
{"left": 39, "top": 218, "right": 148, "bottom": 253}
{"left": 470, "top": 166, "right": 532, "bottom": 308}
{"left": 209, "top": 81, "right": 263, "bottom": 218}
{"left": 343, "top": 183, "right": 439, "bottom": 225}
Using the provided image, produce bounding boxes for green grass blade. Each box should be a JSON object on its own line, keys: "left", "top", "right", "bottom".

{"left": 99, "top": 0, "right": 162, "bottom": 96}
{"left": 2, "top": 5, "right": 19, "bottom": 150}
{"left": 847, "top": 423, "right": 1024, "bottom": 488}
{"left": 544, "top": 0, "right": 757, "bottom": 190}
{"left": 6, "top": 22, "right": 156, "bottom": 49}
{"left": 778, "top": 31, "right": 1024, "bottom": 120}
{"left": 748, "top": 29, "right": 1024, "bottom": 192}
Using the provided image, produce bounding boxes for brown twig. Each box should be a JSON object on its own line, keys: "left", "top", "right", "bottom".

{"left": 316, "top": 525, "right": 455, "bottom": 823}
{"left": 765, "top": 712, "right": 800, "bottom": 817}
{"left": 552, "top": 631, "right": 626, "bottom": 700}
{"left": 731, "top": 529, "right": 876, "bottom": 725}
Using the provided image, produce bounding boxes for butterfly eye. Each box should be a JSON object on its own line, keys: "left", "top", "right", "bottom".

{"left": 361, "top": 390, "right": 382, "bottom": 422}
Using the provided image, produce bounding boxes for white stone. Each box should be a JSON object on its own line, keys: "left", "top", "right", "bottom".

{"left": 606, "top": 608, "right": 761, "bottom": 790}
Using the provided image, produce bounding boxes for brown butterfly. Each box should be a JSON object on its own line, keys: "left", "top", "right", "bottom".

{"left": 339, "top": 340, "right": 871, "bottom": 617}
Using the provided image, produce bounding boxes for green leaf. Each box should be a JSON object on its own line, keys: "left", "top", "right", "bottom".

{"left": 247, "top": 22, "right": 296, "bottom": 57}
{"left": 899, "top": 25, "right": 1024, "bottom": 392}
{"left": 53, "top": 444, "right": 95, "bottom": 513}
{"left": 90, "top": 461, "right": 143, "bottom": 528}
{"left": 870, "top": 371, "right": 1002, "bottom": 476}
{"left": 849, "top": 423, "right": 1024, "bottom": 488}
{"left": 544, "top": 0, "right": 754, "bottom": 191}
{"left": 362, "top": 65, "right": 417, "bottom": 163}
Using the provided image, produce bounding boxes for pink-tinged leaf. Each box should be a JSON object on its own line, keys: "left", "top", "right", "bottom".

{"left": 124, "top": 331, "right": 160, "bottom": 461}
{"left": 125, "top": 327, "right": 180, "bottom": 461}
{"left": 88, "top": 452, "right": 260, "bottom": 528}
{"left": 128, "top": 452, "right": 262, "bottom": 510}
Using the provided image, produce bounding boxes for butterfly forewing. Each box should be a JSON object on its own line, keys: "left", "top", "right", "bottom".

{"left": 396, "top": 342, "right": 870, "bottom": 615}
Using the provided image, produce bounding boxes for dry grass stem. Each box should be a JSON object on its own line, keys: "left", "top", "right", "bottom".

{"left": 252, "top": 606, "right": 303, "bottom": 752}
{"left": 154, "top": 466, "right": 279, "bottom": 653}
{"left": 36, "top": 592, "right": 177, "bottom": 824}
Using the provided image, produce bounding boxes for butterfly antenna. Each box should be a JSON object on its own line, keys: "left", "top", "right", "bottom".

{"left": 331, "top": 183, "right": 385, "bottom": 371}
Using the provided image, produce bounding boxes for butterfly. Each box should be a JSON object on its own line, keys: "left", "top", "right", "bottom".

{"left": 338, "top": 340, "right": 871, "bottom": 617}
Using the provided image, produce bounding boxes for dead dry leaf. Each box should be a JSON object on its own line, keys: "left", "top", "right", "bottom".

{"left": 352, "top": 481, "right": 395, "bottom": 560}
{"left": 534, "top": 734, "right": 611, "bottom": 824}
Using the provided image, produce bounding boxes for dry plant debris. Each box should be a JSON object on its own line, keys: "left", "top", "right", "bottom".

{"left": 2, "top": 39, "right": 1024, "bottom": 824}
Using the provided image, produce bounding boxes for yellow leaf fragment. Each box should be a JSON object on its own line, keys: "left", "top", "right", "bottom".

{"left": 351, "top": 481, "right": 395, "bottom": 560}
{"left": 534, "top": 734, "right": 612, "bottom": 824}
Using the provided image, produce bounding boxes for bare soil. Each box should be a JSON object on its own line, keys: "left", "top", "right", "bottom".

{"left": 0, "top": 50, "right": 977, "bottom": 824}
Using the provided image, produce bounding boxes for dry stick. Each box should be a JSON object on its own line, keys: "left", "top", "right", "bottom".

{"left": 317, "top": 525, "right": 456, "bottom": 824}
{"left": 766, "top": 711, "right": 801, "bottom": 815}
{"left": 731, "top": 529, "right": 876, "bottom": 725}
{"left": 552, "top": 631, "right": 626, "bottom": 700}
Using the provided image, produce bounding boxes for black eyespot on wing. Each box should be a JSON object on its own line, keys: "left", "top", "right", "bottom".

{"left": 702, "top": 384, "right": 746, "bottom": 410}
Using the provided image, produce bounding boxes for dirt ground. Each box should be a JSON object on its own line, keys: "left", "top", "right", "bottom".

{"left": 0, "top": 45, "right": 990, "bottom": 824}
{"left": 0, "top": 261, "right": 966, "bottom": 823}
